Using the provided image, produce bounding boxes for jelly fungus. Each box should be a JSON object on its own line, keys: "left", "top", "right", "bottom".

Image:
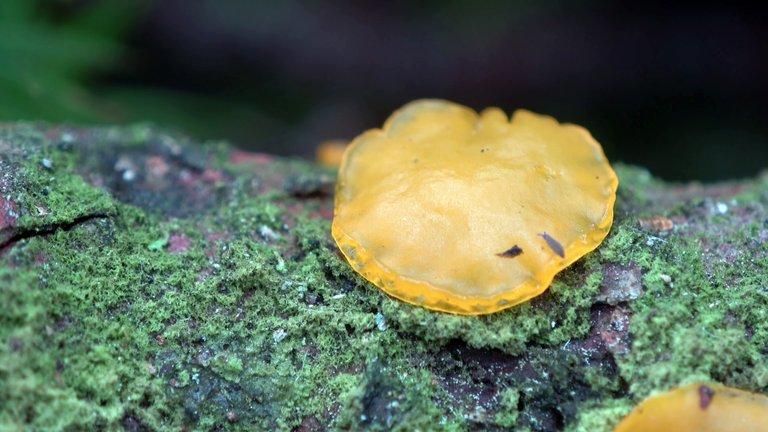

{"left": 614, "top": 383, "right": 768, "bottom": 432}
{"left": 331, "top": 99, "right": 618, "bottom": 314}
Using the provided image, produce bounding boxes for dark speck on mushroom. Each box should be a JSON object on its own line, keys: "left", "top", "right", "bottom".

{"left": 540, "top": 232, "right": 565, "bottom": 258}
{"left": 698, "top": 385, "right": 715, "bottom": 409}
{"left": 497, "top": 245, "right": 523, "bottom": 258}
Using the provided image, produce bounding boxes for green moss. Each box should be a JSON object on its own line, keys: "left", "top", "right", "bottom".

{"left": 2, "top": 125, "right": 768, "bottom": 431}
{"left": 612, "top": 165, "right": 660, "bottom": 211}
{"left": 335, "top": 361, "right": 460, "bottom": 432}
{"left": 567, "top": 399, "right": 632, "bottom": 432}
{"left": 1, "top": 126, "right": 116, "bottom": 233}
{"left": 601, "top": 173, "right": 768, "bottom": 405}
{"left": 494, "top": 387, "right": 520, "bottom": 428}
{"left": 619, "top": 239, "right": 768, "bottom": 398}
{"left": 381, "top": 257, "right": 604, "bottom": 356}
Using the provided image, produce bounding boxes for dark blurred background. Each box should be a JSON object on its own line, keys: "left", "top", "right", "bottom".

{"left": 2, "top": 0, "right": 766, "bottom": 181}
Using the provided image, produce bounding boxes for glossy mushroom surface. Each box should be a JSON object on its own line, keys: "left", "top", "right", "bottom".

{"left": 332, "top": 99, "right": 618, "bottom": 314}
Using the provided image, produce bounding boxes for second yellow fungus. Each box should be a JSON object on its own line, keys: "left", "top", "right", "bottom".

{"left": 332, "top": 99, "right": 618, "bottom": 315}
{"left": 613, "top": 383, "right": 768, "bottom": 432}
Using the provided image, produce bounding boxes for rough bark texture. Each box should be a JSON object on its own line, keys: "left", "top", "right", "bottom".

{"left": 1, "top": 123, "right": 767, "bottom": 431}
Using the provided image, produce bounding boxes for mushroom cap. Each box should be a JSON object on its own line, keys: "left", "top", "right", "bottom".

{"left": 332, "top": 99, "right": 618, "bottom": 315}
{"left": 613, "top": 383, "right": 768, "bottom": 432}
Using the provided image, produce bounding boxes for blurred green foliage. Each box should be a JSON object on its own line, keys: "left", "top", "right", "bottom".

{"left": 0, "top": 0, "right": 142, "bottom": 121}
{"left": 0, "top": 0, "right": 144, "bottom": 122}
{"left": 1, "top": 1, "right": 764, "bottom": 182}
{"left": 0, "top": 0, "right": 279, "bottom": 145}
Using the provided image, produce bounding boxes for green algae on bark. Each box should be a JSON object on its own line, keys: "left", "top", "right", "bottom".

{"left": 1, "top": 123, "right": 767, "bottom": 431}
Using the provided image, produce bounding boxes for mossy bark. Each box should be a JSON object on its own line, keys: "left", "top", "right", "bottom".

{"left": 1, "top": 123, "right": 767, "bottom": 431}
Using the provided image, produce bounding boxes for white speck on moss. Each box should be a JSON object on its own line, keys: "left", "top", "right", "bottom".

{"left": 273, "top": 328, "right": 287, "bottom": 343}
{"left": 259, "top": 225, "right": 280, "bottom": 241}
{"left": 716, "top": 202, "right": 728, "bottom": 214}
{"left": 376, "top": 313, "right": 388, "bottom": 331}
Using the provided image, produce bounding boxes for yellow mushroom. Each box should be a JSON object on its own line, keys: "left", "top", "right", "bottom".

{"left": 614, "top": 383, "right": 768, "bottom": 432}
{"left": 331, "top": 99, "right": 618, "bottom": 315}
{"left": 315, "top": 139, "right": 348, "bottom": 168}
